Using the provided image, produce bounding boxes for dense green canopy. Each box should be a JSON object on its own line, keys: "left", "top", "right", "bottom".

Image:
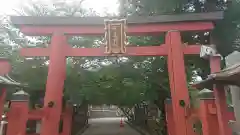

{"left": 0, "top": 0, "right": 239, "bottom": 108}
{"left": 0, "top": 0, "right": 239, "bottom": 134}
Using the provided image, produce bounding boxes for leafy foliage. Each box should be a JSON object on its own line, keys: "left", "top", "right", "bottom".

{"left": 0, "top": 1, "right": 239, "bottom": 134}
{"left": 0, "top": 0, "right": 237, "bottom": 110}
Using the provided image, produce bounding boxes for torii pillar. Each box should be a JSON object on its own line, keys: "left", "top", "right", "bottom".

{"left": 165, "top": 99, "right": 175, "bottom": 135}
{"left": 167, "top": 31, "right": 190, "bottom": 135}
{"left": 40, "top": 33, "right": 67, "bottom": 135}
{"left": 0, "top": 58, "right": 11, "bottom": 121}
{"left": 210, "top": 56, "right": 231, "bottom": 135}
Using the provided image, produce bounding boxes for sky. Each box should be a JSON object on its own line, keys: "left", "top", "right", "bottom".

{"left": 82, "top": 0, "right": 119, "bottom": 14}
{"left": 0, "top": 0, "right": 119, "bottom": 15}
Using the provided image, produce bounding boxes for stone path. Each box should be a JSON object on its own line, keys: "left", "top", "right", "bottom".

{"left": 82, "top": 117, "right": 141, "bottom": 135}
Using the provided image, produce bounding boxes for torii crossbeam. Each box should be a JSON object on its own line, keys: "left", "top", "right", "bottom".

{"left": 10, "top": 11, "right": 228, "bottom": 135}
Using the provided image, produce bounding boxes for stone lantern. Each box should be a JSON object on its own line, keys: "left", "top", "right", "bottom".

{"left": 193, "top": 51, "right": 240, "bottom": 134}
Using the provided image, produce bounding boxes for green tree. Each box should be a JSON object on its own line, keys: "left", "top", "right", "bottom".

{"left": 1, "top": 0, "right": 239, "bottom": 134}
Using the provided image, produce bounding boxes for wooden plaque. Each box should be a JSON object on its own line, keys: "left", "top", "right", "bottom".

{"left": 104, "top": 19, "right": 127, "bottom": 54}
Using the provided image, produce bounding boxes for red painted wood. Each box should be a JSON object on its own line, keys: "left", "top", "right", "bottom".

{"left": 19, "top": 22, "right": 214, "bottom": 36}
{"left": 40, "top": 33, "right": 67, "bottom": 135}
{"left": 16, "top": 16, "right": 216, "bottom": 135}
{"left": 186, "top": 118, "right": 197, "bottom": 135}
{"left": 28, "top": 109, "right": 45, "bottom": 120}
{"left": 6, "top": 101, "right": 29, "bottom": 135}
{"left": 66, "top": 45, "right": 168, "bottom": 56}
{"left": 0, "top": 88, "right": 6, "bottom": 121}
{"left": 0, "top": 59, "right": 11, "bottom": 75}
{"left": 165, "top": 101, "right": 175, "bottom": 135}
{"left": 21, "top": 48, "right": 50, "bottom": 57}
{"left": 20, "top": 45, "right": 167, "bottom": 56}
{"left": 227, "top": 111, "right": 235, "bottom": 121}
{"left": 17, "top": 108, "right": 66, "bottom": 120}
{"left": 199, "top": 99, "right": 219, "bottom": 135}
{"left": 210, "top": 56, "right": 231, "bottom": 135}
{"left": 165, "top": 101, "right": 197, "bottom": 135}
{"left": 62, "top": 105, "right": 73, "bottom": 135}
{"left": 167, "top": 31, "right": 189, "bottom": 135}
{"left": 20, "top": 45, "right": 201, "bottom": 57}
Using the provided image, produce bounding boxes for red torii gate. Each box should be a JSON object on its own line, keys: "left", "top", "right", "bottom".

{"left": 10, "top": 11, "right": 228, "bottom": 135}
